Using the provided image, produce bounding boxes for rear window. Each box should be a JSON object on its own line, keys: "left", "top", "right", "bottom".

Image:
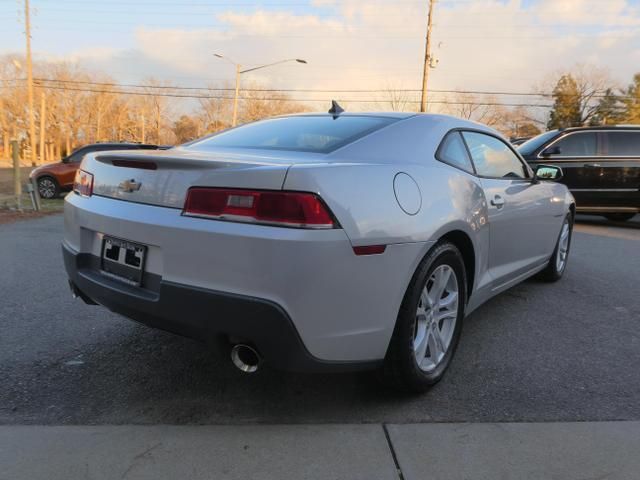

{"left": 184, "top": 115, "right": 397, "bottom": 154}
{"left": 605, "top": 131, "right": 640, "bottom": 156}
{"left": 553, "top": 132, "right": 597, "bottom": 156}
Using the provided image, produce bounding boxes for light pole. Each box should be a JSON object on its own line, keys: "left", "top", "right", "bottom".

{"left": 214, "top": 54, "right": 307, "bottom": 127}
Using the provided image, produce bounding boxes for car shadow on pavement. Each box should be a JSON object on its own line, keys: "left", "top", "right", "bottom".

{"left": 574, "top": 214, "right": 640, "bottom": 230}
{"left": 2, "top": 319, "right": 423, "bottom": 425}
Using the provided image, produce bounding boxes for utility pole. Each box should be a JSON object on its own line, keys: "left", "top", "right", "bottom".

{"left": 232, "top": 63, "right": 241, "bottom": 127}
{"left": 12, "top": 140, "right": 22, "bottom": 210}
{"left": 39, "top": 91, "right": 46, "bottom": 163}
{"left": 140, "top": 114, "right": 146, "bottom": 143}
{"left": 155, "top": 103, "right": 161, "bottom": 143}
{"left": 420, "top": 0, "right": 436, "bottom": 113}
{"left": 24, "top": 0, "right": 37, "bottom": 166}
{"left": 0, "top": 97, "right": 8, "bottom": 159}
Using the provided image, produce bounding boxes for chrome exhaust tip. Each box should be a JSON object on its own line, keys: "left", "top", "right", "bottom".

{"left": 230, "top": 344, "right": 261, "bottom": 373}
{"left": 69, "top": 280, "right": 80, "bottom": 299}
{"left": 68, "top": 280, "right": 98, "bottom": 305}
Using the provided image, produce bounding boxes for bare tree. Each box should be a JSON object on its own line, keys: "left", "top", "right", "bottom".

{"left": 442, "top": 92, "right": 507, "bottom": 128}
{"left": 238, "top": 82, "right": 310, "bottom": 124}
{"left": 376, "top": 82, "right": 419, "bottom": 112}
{"left": 198, "top": 85, "right": 233, "bottom": 133}
{"left": 498, "top": 106, "right": 542, "bottom": 139}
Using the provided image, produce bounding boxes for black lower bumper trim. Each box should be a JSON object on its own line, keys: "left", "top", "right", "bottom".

{"left": 62, "top": 243, "right": 380, "bottom": 373}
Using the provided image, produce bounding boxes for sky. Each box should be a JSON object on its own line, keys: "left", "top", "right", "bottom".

{"left": 1, "top": 0, "right": 640, "bottom": 112}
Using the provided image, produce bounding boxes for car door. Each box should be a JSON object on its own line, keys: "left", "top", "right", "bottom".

{"left": 461, "top": 131, "right": 560, "bottom": 289}
{"left": 535, "top": 131, "right": 600, "bottom": 208}
{"left": 596, "top": 131, "right": 640, "bottom": 210}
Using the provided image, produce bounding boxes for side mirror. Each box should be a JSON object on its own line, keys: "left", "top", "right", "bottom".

{"left": 61, "top": 156, "right": 70, "bottom": 163}
{"left": 541, "top": 146, "right": 561, "bottom": 156}
{"left": 534, "top": 164, "right": 563, "bottom": 182}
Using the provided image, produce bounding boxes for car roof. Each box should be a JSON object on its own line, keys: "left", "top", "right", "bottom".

{"left": 280, "top": 111, "right": 417, "bottom": 119}
{"left": 557, "top": 125, "right": 640, "bottom": 133}
{"left": 81, "top": 142, "right": 158, "bottom": 148}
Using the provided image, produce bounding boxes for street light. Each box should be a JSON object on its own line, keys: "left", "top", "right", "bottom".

{"left": 214, "top": 54, "right": 307, "bottom": 127}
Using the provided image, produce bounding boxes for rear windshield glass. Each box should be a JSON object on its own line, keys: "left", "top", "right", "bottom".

{"left": 517, "top": 130, "right": 559, "bottom": 156}
{"left": 184, "top": 115, "right": 398, "bottom": 154}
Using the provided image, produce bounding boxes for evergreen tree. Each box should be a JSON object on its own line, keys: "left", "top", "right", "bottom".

{"left": 589, "top": 88, "right": 623, "bottom": 125}
{"left": 547, "top": 74, "right": 582, "bottom": 129}
{"left": 622, "top": 74, "right": 640, "bottom": 124}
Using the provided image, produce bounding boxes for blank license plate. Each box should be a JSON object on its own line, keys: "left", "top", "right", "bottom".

{"left": 101, "top": 236, "right": 146, "bottom": 286}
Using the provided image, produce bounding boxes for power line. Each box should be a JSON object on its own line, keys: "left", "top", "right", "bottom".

{"left": 26, "top": 77, "right": 636, "bottom": 100}
{"left": 29, "top": 83, "right": 566, "bottom": 108}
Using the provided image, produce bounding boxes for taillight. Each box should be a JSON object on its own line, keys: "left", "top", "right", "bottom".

{"left": 111, "top": 159, "right": 157, "bottom": 170}
{"left": 183, "top": 188, "right": 337, "bottom": 229}
{"left": 73, "top": 169, "right": 94, "bottom": 197}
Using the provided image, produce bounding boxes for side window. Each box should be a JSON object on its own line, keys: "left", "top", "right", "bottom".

{"left": 552, "top": 132, "right": 597, "bottom": 156}
{"left": 605, "top": 132, "right": 640, "bottom": 156}
{"left": 461, "top": 131, "right": 528, "bottom": 179}
{"left": 436, "top": 131, "right": 474, "bottom": 173}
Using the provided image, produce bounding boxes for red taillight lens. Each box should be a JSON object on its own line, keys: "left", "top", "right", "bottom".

{"left": 183, "top": 188, "right": 336, "bottom": 229}
{"left": 73, "top": 169, "right": 94, "bottom": 197}
{"left": 111, "top": 159, "right": 157, "bottom": 170}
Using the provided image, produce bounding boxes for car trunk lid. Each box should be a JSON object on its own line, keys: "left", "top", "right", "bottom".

{"left": 82, "top": 148, "right": 317, "bottom": 209}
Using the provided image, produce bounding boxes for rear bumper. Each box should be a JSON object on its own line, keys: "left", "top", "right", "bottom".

{"left": 63, "top": 243, "right": 379, "bottom": 372}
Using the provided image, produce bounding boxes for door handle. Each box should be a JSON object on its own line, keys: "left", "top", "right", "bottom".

{"left": 490, "top": 195, "right": 505, "bottom": 208}
{"left": 583, "top": 163, "right": 601, "bottom": 168}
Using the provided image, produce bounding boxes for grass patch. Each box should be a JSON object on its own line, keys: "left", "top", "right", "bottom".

{"left": 0, "top": 167, "right": 64, "bottom": 224}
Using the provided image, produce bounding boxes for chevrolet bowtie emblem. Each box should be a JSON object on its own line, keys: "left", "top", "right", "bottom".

{"left": 118, "top": 179, "right": 142, "bottom": 193}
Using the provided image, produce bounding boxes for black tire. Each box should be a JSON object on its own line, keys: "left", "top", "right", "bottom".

{"left": 37, "top": 176, "right": 60, "bottom": 199}
{"left": 539, "top": 212, "right": 573, "bottom": 282}
{"left": 381, "top": 241, "right": 466, "bottom": 393}
{"left": 604, "top": 213, "right": 636, "bottom": 222}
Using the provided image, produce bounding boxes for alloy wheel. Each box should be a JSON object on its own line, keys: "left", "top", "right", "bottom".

{"left": 555, "top": 219, "right": 570, "bottom": 272}
{"left": 38, "top": 178, "right": 57, "bottom": 199}
{"left": 413, "top": 264, "right": 459, "bottom": 372}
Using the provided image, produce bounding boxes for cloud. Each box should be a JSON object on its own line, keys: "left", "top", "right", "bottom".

{"left": 56, "top": 0, "right": 640, "bottom": 112}
{"left": 536, "top": 0, "right": 640, "bottom": 27}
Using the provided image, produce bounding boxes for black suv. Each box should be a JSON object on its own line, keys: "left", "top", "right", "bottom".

{"left": 519, "top": 126, "right": 640, "bottom": 221}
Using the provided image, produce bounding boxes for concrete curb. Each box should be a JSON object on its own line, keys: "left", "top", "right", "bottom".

{"left": 2, "top": 422, "right": 639, "bottom": 480}
{"left": 0, "top": 424, "right": 398, "bottom": 480}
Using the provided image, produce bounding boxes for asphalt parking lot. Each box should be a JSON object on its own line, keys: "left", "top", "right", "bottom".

{"left": 1, "top": 213, "right": 639, "bottom": 425}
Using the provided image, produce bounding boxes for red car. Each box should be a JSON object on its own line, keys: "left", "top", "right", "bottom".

{"left": 29, "top": 142, "right": 164, "bottom": 199}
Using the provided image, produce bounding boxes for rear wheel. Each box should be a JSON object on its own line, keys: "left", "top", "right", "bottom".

{"left": 381, "top": 241, "right": 466, "bottom": 392}
{"left": 604, "top": 213, "right": 636, "bottom": 222}
{"left": 37, "top": 176, "right": 59, "bottom": 199}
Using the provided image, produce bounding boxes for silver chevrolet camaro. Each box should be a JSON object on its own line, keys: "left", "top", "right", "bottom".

{"left": 63, "top": 112, "right": 575, "bottom": 391}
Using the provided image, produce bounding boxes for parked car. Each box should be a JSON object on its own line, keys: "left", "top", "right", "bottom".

{"left": 63, "top": 112, "right": 574, "bottom": 392}
{"left": 29, "top": 142, "right": 166, "bottom": 199}
{"left": 519, "top": 126, "right": 640, "bottom": 221}
{"left": 510, "top": 136, "right": 531, "bottom": 146}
